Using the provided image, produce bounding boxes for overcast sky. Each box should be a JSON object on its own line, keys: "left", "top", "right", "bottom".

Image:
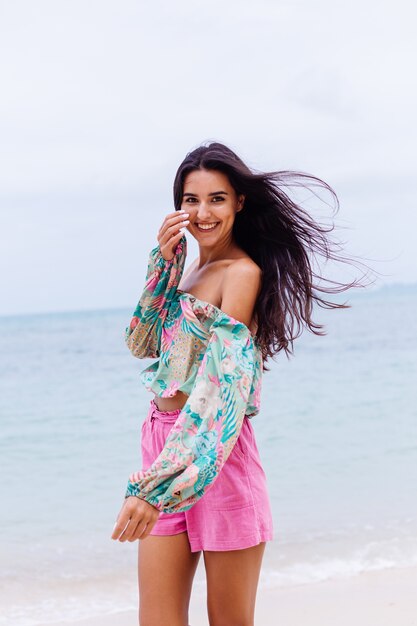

{"left": 0, "top": 0, "right": 416, "bottom": 316}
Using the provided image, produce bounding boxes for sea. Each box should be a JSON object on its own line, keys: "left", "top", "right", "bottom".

{"left": 0, "top": 283, "right": 416, "bottom": 625}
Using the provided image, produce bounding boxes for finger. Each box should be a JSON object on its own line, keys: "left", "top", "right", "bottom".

{"left": 157, "top": 210, "right": 188, "bottom": 236}
{"left": 117, "top": 519, "right": 134, "bottom": 542}
{"left": 118, "top": 510, "right": 144, "bottom": 542}
{"left": 160, "top": 232, "right": 186, "bottom": 262}
{"left": 129, "top": 521, "right": 148, "bottom": 542}
{"left": 159, "top": 214, "right": 190, "bottom": 243}
{"left": 158, "top": 228, "right": 188, "bottom": 262}
{"left": 167, "top": 209, "right": 187, "bottom": 219}
{"left": 140, "top": 517, "right": 158, "bottom": 540}
{"left": 159, "top": 224, "right": 189, "bottom": 253}
{"left": 111, "top": 513, "right": 131, "bottom": 540}
{"left": 160, "top": 210, "right": 189, "bottom": 231}
{"left": 111, "top": 500, "right": 137, "bottom": 540}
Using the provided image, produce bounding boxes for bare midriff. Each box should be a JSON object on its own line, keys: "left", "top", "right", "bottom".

{"left": 153, "top": 390, "right": 189, "bottom": 411}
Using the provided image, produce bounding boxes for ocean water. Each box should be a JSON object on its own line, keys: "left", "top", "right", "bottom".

{"left": 0, "top": 284, "right": 416, "bottom": 624}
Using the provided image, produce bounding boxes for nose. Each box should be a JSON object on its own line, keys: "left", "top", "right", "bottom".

{"left": 195, "top": 202, "right": 213, "bottom": 220}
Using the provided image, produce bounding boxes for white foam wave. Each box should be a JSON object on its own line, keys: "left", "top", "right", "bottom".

{"left": 259, "top": 536, "right": 417, "bottom": 588}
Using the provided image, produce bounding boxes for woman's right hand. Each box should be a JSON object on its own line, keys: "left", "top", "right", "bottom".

{"left": 157, "top": 210, "right": 190, "bottom": 261}
{"left": 111, "top": 496, "right": 161, "bottom": 542}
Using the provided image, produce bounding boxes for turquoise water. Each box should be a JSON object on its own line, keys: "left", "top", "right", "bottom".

{"left": 0, "top": 284, "right": 416, "bottom": 624}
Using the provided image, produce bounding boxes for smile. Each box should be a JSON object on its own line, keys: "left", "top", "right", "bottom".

{"left": 195, "top": 222, "right": 220, "bottom": 232}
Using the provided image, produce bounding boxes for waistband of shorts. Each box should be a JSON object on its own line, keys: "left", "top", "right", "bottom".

{"left": 147, "top": 398, "right": 183, "bottom": 423}
{"left": 147, "top": 398, "right": 252, "bottom": 424}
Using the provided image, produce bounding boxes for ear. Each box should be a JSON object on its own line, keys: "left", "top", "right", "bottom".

{"left": 236, "top": 194, "right": 245, "bottom": 212}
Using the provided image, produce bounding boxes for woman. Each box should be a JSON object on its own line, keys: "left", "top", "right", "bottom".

{"left": 111, "top": 141, "right": 370, "bottom": 625}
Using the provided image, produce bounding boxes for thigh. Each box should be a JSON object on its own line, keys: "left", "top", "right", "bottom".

{"left": 203, "top": 542, "right": 266, "bottom": 626}
{"left": 138, "top": 532, "right": 201, "bottom": 626}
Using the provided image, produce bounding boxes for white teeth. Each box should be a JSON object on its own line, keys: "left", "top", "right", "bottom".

{"left": 196, "top": 222, "right": 218, "bottom": 230}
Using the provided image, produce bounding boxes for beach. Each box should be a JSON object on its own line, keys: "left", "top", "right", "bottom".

{"left": 45, "top": 565, "right": 417, "bottom": 626}
{"left": 1, "top": 285, "right": 416, "bottom": 625}
{"left": 1, "top": 0, "right": 416, "bottom": 621}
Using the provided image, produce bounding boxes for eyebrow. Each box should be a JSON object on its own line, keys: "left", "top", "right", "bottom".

{"left": 182, "top": 191, "right": 228, "bottom": 197}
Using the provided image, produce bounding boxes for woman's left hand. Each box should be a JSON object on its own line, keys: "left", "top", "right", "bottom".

{"left": 111, "top": 496, "right": 160, "bottom": 542}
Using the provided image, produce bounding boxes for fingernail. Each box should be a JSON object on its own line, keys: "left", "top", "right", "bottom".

{"left": 182, "top": 220, "right": 190, "bottom": 225}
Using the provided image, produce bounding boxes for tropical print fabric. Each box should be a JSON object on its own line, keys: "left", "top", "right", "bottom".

{"left": 125, "top": 235, "right": 188, "bottom": 360}
{"left": 124, "top": 234, "right": 264, "bottom": 513}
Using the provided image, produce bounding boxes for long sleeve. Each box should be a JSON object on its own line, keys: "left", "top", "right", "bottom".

{"left": 125, "top": 314, "right": 256, "bottom": 513}
{"left": 125, "top": 234, "right": 187, "bottom": 359}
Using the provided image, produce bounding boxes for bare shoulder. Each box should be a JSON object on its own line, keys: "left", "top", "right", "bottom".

{"left": 224, "top": 256, "right": 262, "bottom": 286}
{"left": 220, "top": 257, "right": 262, "bottom": 328}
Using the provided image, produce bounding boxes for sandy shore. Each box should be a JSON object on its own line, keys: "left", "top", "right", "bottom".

{"left": 48, "top": 565, "right": 416, "bottom": 626}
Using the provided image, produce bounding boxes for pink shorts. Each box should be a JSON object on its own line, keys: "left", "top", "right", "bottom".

{"left": 140, "top": 398, "right": 274, "bottom": 552}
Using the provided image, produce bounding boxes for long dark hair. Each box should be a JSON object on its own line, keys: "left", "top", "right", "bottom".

{"left": 173, "top": 141, "right": 375, "bottom": 366}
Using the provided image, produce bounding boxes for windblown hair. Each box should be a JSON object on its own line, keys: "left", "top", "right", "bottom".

{"left": 173, "top": 141, "right": 374, "bottom": 367}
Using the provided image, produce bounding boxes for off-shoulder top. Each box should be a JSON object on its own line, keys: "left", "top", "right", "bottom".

{"left": 123, "top": 233, "right": 264, "bottom": 514}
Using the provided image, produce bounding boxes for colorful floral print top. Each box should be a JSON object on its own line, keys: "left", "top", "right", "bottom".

{"left": 124, "top": 234, "right": 263, "bottom": 513}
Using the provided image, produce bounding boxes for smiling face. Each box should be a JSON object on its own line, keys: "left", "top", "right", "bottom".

{"left": 181, "top": 168, "right": 245, "bottom": 244}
